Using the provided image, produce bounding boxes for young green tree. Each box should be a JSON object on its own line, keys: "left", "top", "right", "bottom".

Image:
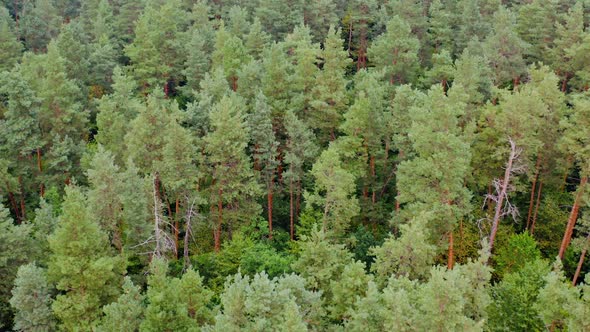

{"left": 20, "top": 0, "right": 62, "bottom": 52}
{"left": 47, "top": 185, "right": 125, "bottom": 331}
{"left": 141, "top": 258, "right": 213, "bottom": 331}
{"left": 97, "top": 277, "right": 145, "bottom": 332}
{"left": 285, "top": 24, "right": 320, "bottom": 115}
{"left": 9, "top": 263, "right": 56, "bottom": 332}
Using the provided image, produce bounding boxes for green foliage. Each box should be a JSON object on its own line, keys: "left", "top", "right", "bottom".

{"left": 9, "top": 263, "right": 55, "bottom": 332}
{"left": 47, "top": 185, "right": 125, "bottom": 331}
{"left": 494, "top": 232, "right": 542, "bottom": 278}
{"left": 97, "top": 277, "right": 145, "bottom": 332}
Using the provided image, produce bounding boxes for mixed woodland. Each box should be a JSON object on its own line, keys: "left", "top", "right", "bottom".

{"left": 2, "top": 0, "right": 590, "bottom": 330}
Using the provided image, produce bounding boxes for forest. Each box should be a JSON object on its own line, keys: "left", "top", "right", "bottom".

{"left": 1, "top": 0, "right": 590, "bottom": 330}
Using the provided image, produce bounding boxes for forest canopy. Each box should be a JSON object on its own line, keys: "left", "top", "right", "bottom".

{"left": 1, "top": 0, "right": 590, "bottom": 331}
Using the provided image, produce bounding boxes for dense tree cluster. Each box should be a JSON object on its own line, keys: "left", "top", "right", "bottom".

{"left": 1, "top": 0, "right": 590, "bottom": 330}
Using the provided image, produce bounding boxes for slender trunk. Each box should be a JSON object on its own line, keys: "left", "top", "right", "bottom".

{"left": 561, "top": 73, "right": 569, "bottom": 93}
{"left": 164, "top": 81, "right": 169, "bottom": 97}
{"left": 184, "top": 203, "right": 194, "bottom": 269}
{"left": 267, "top": 181, "right": 273, "bottom": 239}
{"left": 215, "top": 188, "right": 223, "bottom": 252}
{"left": 489, "top": 141, "right": 518, "bottom": 253}
{"left": 231, "top": 76, "right": 238, "bottom": 91}
{"left": 448, "top": 231, "right": 454, "bottom": 269}
{"left": 559, "top": 175, "right": 588, "bottom": 259}
{"left": 513, "top": 76, "right": 520, "bottom": 89}
{"left": 527, "top": 156, "right": 542, "bottom": 229}
{"left": 572, "top": 241, "right": 588, "bottom": 285}
{"left": 290, "top": 176, "right": 294, "bottom": 241}
{"left": 395, "top": 191, "right": 400, "bottom": 212}
{"left": 37, "top": 148, "right": 44, "bottom": 197}
{"left": 347, "top": 20, "right": 352, "bottom": 54}
{"left": 561, "top": 155, "right": 572, "bottom": 192}
{"left": 153, "top": 175, "right": 162, "bottom": 258}
{"left": 530, "top": 180, "right": 543, "bottom": 235}
{"left": 18, "top": 176, "right": 25, "bottom": 222}
{"left": 174, "top": 199, "right": 179, "bottom": 258}
{"left": 6, "top": 185, "right": 19, "bottom": 222}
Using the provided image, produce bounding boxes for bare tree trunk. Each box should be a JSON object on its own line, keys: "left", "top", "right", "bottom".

{"left": 489, "top": 140, "right": 520, "bottom": 253}
{"left": 183, "top": 198, "right": 197, "bottom": 270}
{"left": 559, "top": 175, "right": 588, "bottom": 259}
{"left": 174, "top": 199, "right": 179, "bottom": 258}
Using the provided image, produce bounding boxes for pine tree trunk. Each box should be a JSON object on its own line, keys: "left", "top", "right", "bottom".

{"left": 572, "top": 240, "right": 588, "bottom": 286}
{"left": 290, "top": 177, "right": 294, "bottom": 241}
{"left": 18, "top": 176, "right": 25, "bottom": 222}
{"left": 559, "top": 175, "right": 588, "bottom": 259}
{"left": 447, "top": 231, "right": 454, "bottom": 269}
{"left": 153, "top": 175, "right": 162, "bottom": 258}
{"left": 215, "top": 188, "right": 223, "bottom": 252}
{"left": 174, "top": 199, "right": 179, "bottom": 258}
{"left": 527, "top": 156, "right": 542, "bottom": 229}
{"left": 530, "top": 180, "right": 543, "bottom": 235}
{"left": 561, "top": 73, "right": 569, "bottom": 92}
{"left": 268, "top": 181, "right": 273, "bottom": 239}
{"left": 37, "top": 148, "right": 44, "bottom": 197}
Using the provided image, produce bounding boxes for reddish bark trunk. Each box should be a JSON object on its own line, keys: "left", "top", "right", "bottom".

{"left": 215, "top": 188, "right": 223, "bottom": 252}
{"left": 527, "top": 156, "right": 542, "bottom": 229}
{"left": 268, "top": 182, "right": 273, "bottom": 240}
{"left": 572, "top": 242, "right": 588, "bottom": 286}
{"left": 448, "top": 231, "right": 454, "bottom": 269}
{"left": 561, "top": 73, "right": 569, "bottom": 92}
{"left": 290, "top": 177, "right": 294, "bottom": 241}
{"left": 530, "top": 180, "right": 543, "bottom": 235}
{"left": 559, "top": 176, "right": 588, "bottom": 259}
{"left": 174, "top": 199, "right": 179, "bottom": 258}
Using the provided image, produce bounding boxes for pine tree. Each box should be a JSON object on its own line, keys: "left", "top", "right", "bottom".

{"left": 9, "top": 263, "right": 56, "bottom": 331}
{"left": 260, "top": 41, "right": 293, "bottom": 119}
{"left": 483, "top": 6, "right": 529, "bottom": 87}
{"left": 245, "top": 18, "right": 271, "bottom": 60}
{"left": 286, "top": 24, "right": 320, "bottom": 115}
{"left": 141, "top": 258, "right": 213, "bottom": 331}
{"left": 97, "top": 277, "right": 145, "bottom": 332}
{"left": 283, "top": 111, "right": 318, "bottom": 240}
{"left": 248, "top": 92, "right": 279, "bottom": 238}
{"left": 0, "top": 202, "right": 32, "bottom": 329}
{"left": 124, "top": 0, "right": 188, "bottom": 95}
{"left": 550, "top": 2, "right": 585, "bottom": 92}
{"left": 368, "top": 15, "right": 420, "bottom": 85}
{"left": 47, "top": 185, "right": 125, "bottom": 331}
{"left": 309, "top": 25, "right": 351, "bottom": 143}
{"left": 95, "top": 67, "right": 141, "bottom": 164}
{"left": 205, "top": 94, "right": 260, "bottom": 251}
{"left": 307, "top": 146, "right": 359, "bottom": 237}
{"left": 0, "top": 7, "right": 22, "bottom": 72}
{"left": 20, "top": 0, "right": 62, "bottom": 52}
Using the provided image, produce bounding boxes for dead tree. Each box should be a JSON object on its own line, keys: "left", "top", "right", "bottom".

{"left": 484, "top": 138, "right": 526, "bottom": 255}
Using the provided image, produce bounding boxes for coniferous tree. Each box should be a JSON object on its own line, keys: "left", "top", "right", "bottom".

{"left": 0, "top": 7, "right": 22, "bottom": 72}
{"left": 9, "top": 263, "right": 55, "bottom": 331}
{"left": 47, "top": 185, "right": 125, "bottom": 331}
{"left": 367, "top": 15, "right": 420, "bottom": 85}
{"left": 97, "top": 277, "right": 145, "bottom": 332}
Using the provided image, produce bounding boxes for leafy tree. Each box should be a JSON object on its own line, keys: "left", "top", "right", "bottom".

{"left": 47, "top": 185, "right": 125, "bottom": 331}
{"left": 494, "top": 232, "right": 542, "bottom": 278}
{"left": 9, "top": 263, "right": 56, "bottom": 332}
